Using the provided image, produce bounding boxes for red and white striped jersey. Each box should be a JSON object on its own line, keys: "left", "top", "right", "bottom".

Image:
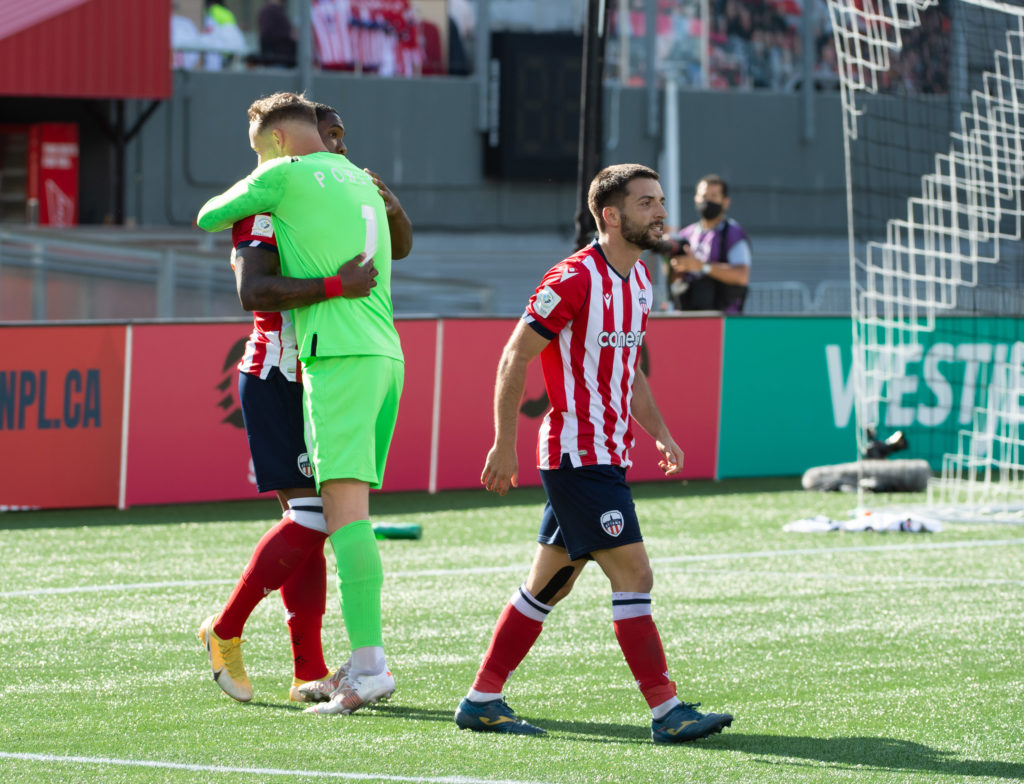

{"left": 523, "top": 242, "right": 653, "bottom": 470}
{"left": 231, "top": 215, "right": 301, "bottom": 382}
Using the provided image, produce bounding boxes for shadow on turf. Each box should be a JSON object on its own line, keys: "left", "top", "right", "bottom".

{"left": 380, "top": 705, "right": 651, "bottom": 743}
{"left": 715, "top": 734, "right": 1024, "bottom": 779}
{"left": 1, "top": 477, "right": 805, "bottom": 531}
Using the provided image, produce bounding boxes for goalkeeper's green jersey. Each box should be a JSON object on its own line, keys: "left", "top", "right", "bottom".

{"left": 197, "top": 151, "right": 402, "bottom": 363}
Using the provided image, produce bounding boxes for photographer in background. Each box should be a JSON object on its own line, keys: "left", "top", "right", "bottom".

{"left": 655, "top": 174, "right": 751, "bottom": 313}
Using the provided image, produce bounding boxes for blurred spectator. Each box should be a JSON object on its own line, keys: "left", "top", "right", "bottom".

{"left": 257, "top": 0, "right": 297, "bottom": 67}
{"left": 171, "top": 1, "right": 201, "bottom": 70}
{"left": 449, "top": 0, "right": 475, "bottom": 74}
{"left": 608, "top": 0, "right": 956, "bottom": 93}
{"left": 203, "top": 0, "right": 247, "bottom": 70}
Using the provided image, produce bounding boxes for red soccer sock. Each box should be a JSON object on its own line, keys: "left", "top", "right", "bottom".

{"left": 471, "top": 600, "right": 545, "bottom": 694}
{"left": 214, "top": 518, "right": 326, "bottom": 640}
{"left": 613, "top": 614, "right": 678, "bottom": 708}
{"left": 280, "top": 541, "right": 329, "bottom": 681}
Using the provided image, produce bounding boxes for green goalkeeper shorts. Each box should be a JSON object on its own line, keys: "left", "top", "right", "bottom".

{"left": 301, "top": 355, "right": 404, "bottom": 490}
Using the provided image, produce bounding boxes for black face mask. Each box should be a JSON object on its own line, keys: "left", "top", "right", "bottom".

{"left": 696, "top": 201, "right": 724, "bottom": 221}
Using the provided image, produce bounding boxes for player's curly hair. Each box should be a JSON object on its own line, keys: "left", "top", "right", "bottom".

{"left": 311, "top": 102, "right": 339, "bottom": 123}
{"left": 588, "top": 163, "right": 660, "bottom": 230}
{"left": 247, "top": 92, "right": 316, "bottom": 133}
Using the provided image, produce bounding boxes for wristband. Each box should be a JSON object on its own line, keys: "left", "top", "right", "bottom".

{"left": 323, "top": 274, "right": 344, "bottom": 299}
{"left": 702, "top": 262, "right": 712, "bottom": 276}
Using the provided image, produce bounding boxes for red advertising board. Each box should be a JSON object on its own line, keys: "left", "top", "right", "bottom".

{"left": 124, "top": 323, "right": 258, "bottom": 506}
{"left": 434, "top": 319, "right": 547, "bottom": 490}
{"left": 0, "top": 315, "right": 725, "bottom": 510}
{"left": 27, "top": 123, "right": 79, "bottom": 226}
{"left": 629, "top": 316, "right": 722, "bottom": 481}
{"left": 383, "top": 320, "right": 438, "bottom": 492}
{"left": 432, "top": 316, "right": 723, "bottom": 491}
{"left": 0, "top": 325, "right": 125, "bottom": 509}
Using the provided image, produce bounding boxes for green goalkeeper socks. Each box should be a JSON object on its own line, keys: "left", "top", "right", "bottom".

{"left": 329, "top": 520, "right": 384, "bottom": 649}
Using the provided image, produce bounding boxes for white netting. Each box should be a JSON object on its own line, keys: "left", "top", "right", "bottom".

{"left": 831, "top": 0, "right": 1024, "bottom": 521}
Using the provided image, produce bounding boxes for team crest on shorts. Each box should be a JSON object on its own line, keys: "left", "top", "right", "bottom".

{"left": 297, "top": 452, "right": 313, "bottom": 478}
{"left": 601, "top": 510, "right": 624, "bottom": 537}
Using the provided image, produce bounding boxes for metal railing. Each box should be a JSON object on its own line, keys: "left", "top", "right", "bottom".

{"left": 0, "top": 230, "right": 495, "bottom": 321}
{"left": 743, "top": 280, "right": 852, "bottom": 315}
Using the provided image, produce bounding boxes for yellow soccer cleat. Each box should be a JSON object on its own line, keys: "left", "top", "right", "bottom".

{"left": 292, "top": 660, "right": 350, "bottom": 703}
{"left": 197, "top": 614, "right": 253, "bottom": 702}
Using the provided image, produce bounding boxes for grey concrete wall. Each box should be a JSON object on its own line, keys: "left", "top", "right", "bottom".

{"left": 118, "top": 71, "right": 847, "bottom": 234}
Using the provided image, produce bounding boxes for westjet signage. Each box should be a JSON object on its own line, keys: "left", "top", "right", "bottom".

{"left": 826, "top": 340, "right": 1024, "bottom": 429}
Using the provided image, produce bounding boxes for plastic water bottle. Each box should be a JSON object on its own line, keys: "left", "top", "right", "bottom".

{"left": 372, "top": 522, "right": 422, "bottom": 540}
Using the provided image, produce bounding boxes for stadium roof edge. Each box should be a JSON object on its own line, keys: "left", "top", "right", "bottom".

{"left": 0, "top": 0, "right": 170, "bottom": 100}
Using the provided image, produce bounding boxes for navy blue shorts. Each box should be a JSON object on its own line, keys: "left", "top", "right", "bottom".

{"left": 238, "top": 368, "right": 316, "bottom": 493}
{"left": 537, "top": 455, "right": 642, "bottom": 561}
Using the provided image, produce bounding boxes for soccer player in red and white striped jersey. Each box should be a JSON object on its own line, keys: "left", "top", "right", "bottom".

{"left": 455, "top": 164, "right": 733, "bottom": 743}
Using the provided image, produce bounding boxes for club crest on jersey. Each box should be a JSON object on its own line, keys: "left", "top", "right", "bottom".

{"left": 252, "top": 215, "right": 274, "bottom": 238}
{"left": 534, "top": 285, "right": 561, "bottom": 318}
{"left": 601, "top": 510, "right": 625, "bottom": 537}
{"left": 638, "top": 288, "right": 650, "bottom": 313}
{"left": 297, "top": 452, "right": 313, "bottom": 478}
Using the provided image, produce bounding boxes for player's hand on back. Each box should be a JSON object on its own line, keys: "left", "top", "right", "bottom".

{"left": 336, "top": 252, "right": 378, "bottom": 298}
{"left": 365, "top": 168, "right": 403, "bottom": 217}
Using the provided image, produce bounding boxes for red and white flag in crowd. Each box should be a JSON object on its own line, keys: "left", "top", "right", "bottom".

{"left": 311, "top": 0, "right": 424, "bottom": 76}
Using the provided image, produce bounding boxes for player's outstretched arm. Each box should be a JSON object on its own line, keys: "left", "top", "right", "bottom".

{"left": 481, "top": 321, "right": 549, "bottom": 495}
{"left": 235, "top": 246, "right": 376, "bottom": 311}
{"left": 631, "top": 369, "right": 683, "bottom": 477}
{"left": 198, "top": 165, "right": 287, "bottom": 233}
{"left": 365, "top": 168, "right": 413, "bottom": 260}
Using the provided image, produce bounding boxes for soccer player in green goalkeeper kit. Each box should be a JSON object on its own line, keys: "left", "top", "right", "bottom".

{"left": 198, "top": 92, "right": 402, "bottom": 716}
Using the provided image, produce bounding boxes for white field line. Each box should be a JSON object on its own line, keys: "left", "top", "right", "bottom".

{"left": 674, "top": 567, "right": 1024, "bottom": 587}
{"left": 2, "top": 537, "right": 1024, "bottom": 599}
{"left": 0, "top": 752, "right": 551, "bottom": 784}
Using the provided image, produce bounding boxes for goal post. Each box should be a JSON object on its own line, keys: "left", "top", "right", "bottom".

{"left": 829, "top": 0, "right": 1024, "bottom": 521}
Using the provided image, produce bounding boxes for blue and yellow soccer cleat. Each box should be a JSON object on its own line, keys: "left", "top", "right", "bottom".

{"left": 651, "top": 702, "right": 733, "bottom": 744}
{"left": 454, "top": 698, "right": 547, "bottom": 735}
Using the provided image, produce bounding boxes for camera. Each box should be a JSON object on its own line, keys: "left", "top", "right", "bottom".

{"left": 863, "top": 429, "right": 909, "bottom": 459}
{"left": 658, "top": 237, "right": 690, "bottom": 257}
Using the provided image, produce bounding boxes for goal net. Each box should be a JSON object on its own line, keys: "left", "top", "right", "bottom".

{"left": 830, "top": 0, "right": 1024, "bottom": 522}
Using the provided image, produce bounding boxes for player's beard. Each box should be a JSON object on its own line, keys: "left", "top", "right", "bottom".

{"left": 620, "top": 213, "right": 662, "bottom": 250}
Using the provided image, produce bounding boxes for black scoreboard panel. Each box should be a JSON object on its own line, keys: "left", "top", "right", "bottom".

{"left": 484, "top": 32, "right": 583, "bottom": 181}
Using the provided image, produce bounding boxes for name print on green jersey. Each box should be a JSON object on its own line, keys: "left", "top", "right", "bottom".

{"left": 311, "top": 166, "right": 375, "bottom": 190}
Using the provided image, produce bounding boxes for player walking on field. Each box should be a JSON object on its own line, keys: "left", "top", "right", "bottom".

{"left": 198, "top": 92, "right": 404, "bottom": 716}
{"left": 196, "top": 101, "right": 412, "bottom": 706}
{"left": 455, "top": 164, "right": 734, "bottom": 743}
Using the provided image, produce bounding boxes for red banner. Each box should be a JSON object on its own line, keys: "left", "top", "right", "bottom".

{"left": 124, "top": 324, "right": 257, "bottom": 506}
{"left": 0, "top": 315, "right": 725, "bottom": 510}
{"left": 434, "top": 319, "right": 547, "bottom": 490}
{"left": 432, "top": 317, "right": 722, "bottom": 490}
{"left": 28, "top": 123, "right": 79, "bottom": 226}
{"left": 628, "top": 317, "right": 723, "bottom": 481}
{"left": 383, "top": 320, "right": 437, "bottom": 491}
{"left": 0, "top": 325, "right": 125, "bottom": 509}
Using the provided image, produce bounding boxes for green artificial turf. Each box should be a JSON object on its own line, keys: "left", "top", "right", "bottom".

{"left": 0, "top": 478, "right": 1021, "bottom": 783}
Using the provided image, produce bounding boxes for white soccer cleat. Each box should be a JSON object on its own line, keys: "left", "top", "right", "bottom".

{"left": 303, "top": 670, "right": 395, "bottom": 715}
{"left": 292, "top": 660, "right": 351, "bottom": 703}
